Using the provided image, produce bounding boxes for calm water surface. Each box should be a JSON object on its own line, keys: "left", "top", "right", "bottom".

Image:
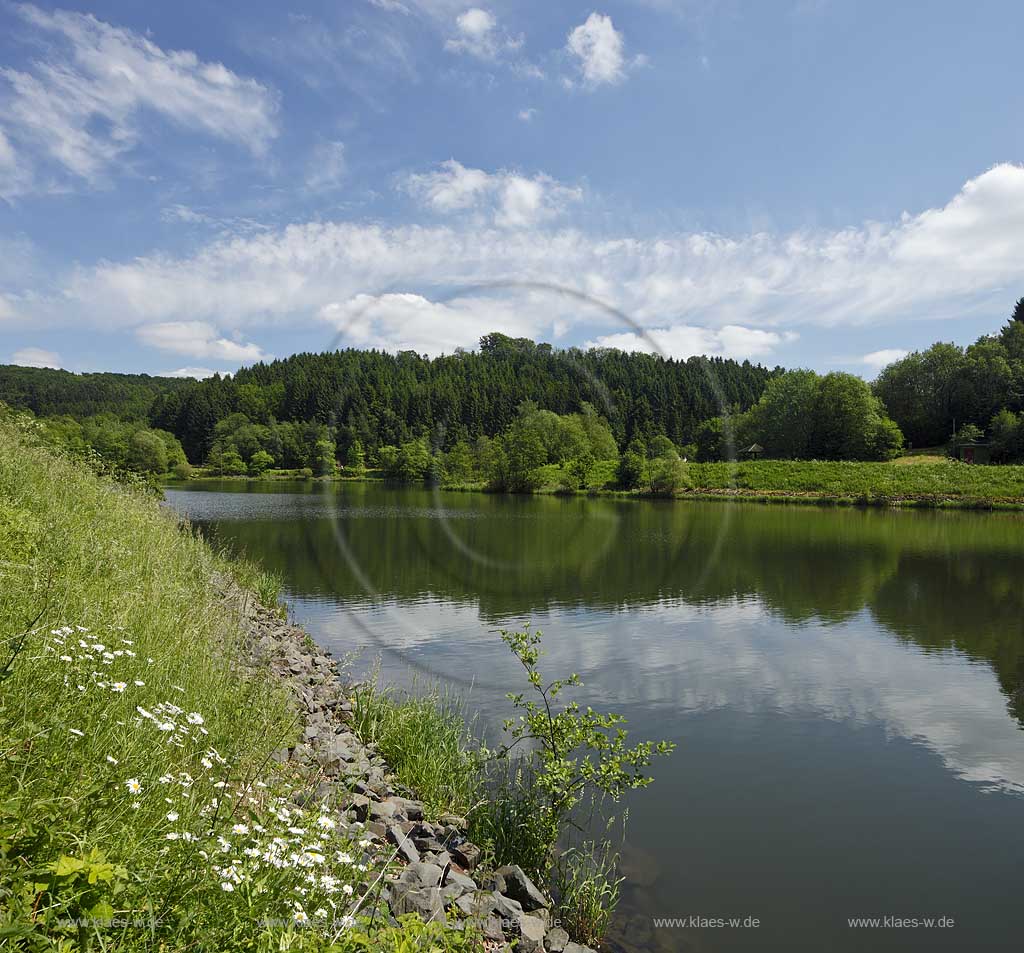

{"left": 164, "top": 482, "right": 1024, "bottom": 953}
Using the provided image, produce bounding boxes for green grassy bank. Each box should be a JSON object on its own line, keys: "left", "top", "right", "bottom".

{"left": 183, "top": 456, "right": 1024, "bottom": 509}
{"left": 0, "top": 412, "right": 478, "bottom": 952}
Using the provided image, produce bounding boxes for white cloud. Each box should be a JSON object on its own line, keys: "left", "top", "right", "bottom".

{"left": 367, "top": 0, "right": 411, "bottom": 12}
{"left": 444, "top": 8, "right": 522, "bottom": 61}
{"left": 402, "top": 159, "right": 581, "bottom": 226}
{"left": 159, "top": 366, "right": 218, "bottom": 379}
{"left": 11, "top": 346, "right": 61, "bottom": 368}
{"left": 319, "top": 292, "right": 542, "bottom": 355}
{"left": 517, "top": 107, "right": 538, "bottom": 122}
{"left": 306, "top": 141, "right": 347, "bottom": 192}
{"left": 861, "top": 348, "right": 909, "bottom": 370}
{"left": 587, "top": 325, "right": 796, "bottom": 360}
{"left": 13, "top": 164, "right": 1024, "bottom": 362}
{"left": 136, "top": 321, "right": 267, "bottom": 362}
{"left": 0, "top": 4, "right": 278, "bottom": 194}
{"left": 566, "top": 13, "right": 635, "bottom": 88}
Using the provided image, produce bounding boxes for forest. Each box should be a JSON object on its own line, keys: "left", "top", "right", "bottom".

{"left": 2, "top": 298, "right": 1024, "bottom": 482}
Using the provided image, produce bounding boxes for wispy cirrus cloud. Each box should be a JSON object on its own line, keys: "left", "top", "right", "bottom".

{"left": 0, "top": 4, "right": 278, "bottom": 197}
{"left": 9, "top": 164, "right": 1023, "bottom": 361}
{"left": 10, "top": 345, "right": 61, "bottom": 368}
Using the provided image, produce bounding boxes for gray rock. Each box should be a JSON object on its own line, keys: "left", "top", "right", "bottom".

{"left": 518, "top": 914, "right": 547, "bottom": 953}
{"left": 491, "top": 891, "right": 524, "bottom": 922}
{"left": 452, "top": 841, "right": 481, "bottom": 871}
{"left": 388, "top": 883, "right": 443, "bottom": 923}
{"left": 390, "top": 797, "right": 425, "bottom": 821}
{"left": 563, "top": 944, "right": 598, "bottom": 953}
{"left": 495, "top": 864, "right": 549, "bottom": 911}
{"left": 369, "top": 799, "right": 399, "bottom": 821}
{"left": 544, "top": 926, "right": 569, "bottom": 952}
{"left": 387, "top": 824, "right": 420, "bottom": 864}
{"left": 439, "top": 813, "right": 468, "bottom": 830}
{"left": 400, "top": 861, "right": 442, "bottom": 888}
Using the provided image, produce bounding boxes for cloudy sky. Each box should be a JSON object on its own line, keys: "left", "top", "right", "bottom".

{"left": 1, "top": 0, "right": 1022, "bottom": 378}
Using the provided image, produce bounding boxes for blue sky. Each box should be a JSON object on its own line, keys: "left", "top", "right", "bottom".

{"left": 1, "top": 0, "right": 1023, "bottom": 379}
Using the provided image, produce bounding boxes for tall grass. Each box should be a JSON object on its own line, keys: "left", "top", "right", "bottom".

{"left": 0, "top": 411, "right": 473, "bottom": 952}
{"left": 350, "top": 674, "right": 480, "bottom": 820}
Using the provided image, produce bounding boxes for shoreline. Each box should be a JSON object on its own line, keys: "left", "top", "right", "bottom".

{"left": 173, "top": 471, "right": 1024, "bottom": 512}
{"left": 227, "top": 573, "right": 587, "bottom": 952}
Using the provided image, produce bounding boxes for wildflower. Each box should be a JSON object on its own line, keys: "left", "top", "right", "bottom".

{"left": 359, "top": 838, "right": 372, "bottom": 849}
{"left": 172, "top": 684, "right": 184, "bottom": 693}
{"left": 167, "top": 811, "right": 179, "bottom": 822}
{"left": 131, "top": 801, "right": 141, "bottom": 810}
{"left": 316, "top": 815, "right": 336, "bottom": 831}
{"left": 91, "top": 643, "right": 105, "bottom": 652}
{"left": 59, "top": 655, "right": 73, "bottom": 662}
{"left": 137, "top": 706, "right": 155, "bottom": 720}
{"left": 69, "top": 728, "right": 84, "bottom": 737}
{"left": 336, "top": 852, "right": 353, "bottom": 865}
{"left": 106, "top": 755, "right": 118, "bottom": 765}
{"left": 134, "top": 680, "right": 145, "bottom": 686}
{"left": 342, "top": 884, "right": 354, "bottom": 897}
{"left": 220, "top": 881, "right": 234, "bottom": 892}
{"left": 201, "top": 757, "right": 213, "bottom": 770}
{"left": 125, "top": 778, "right": 142, "bottom": 794}
{"left": 165, "top": 832, "right": 180, "bottom": 841}
{"left": 338, "top": 915, "right": 355, "bottom": 930}
{"left": 158, "top": 722, "right": 175, "bottom": 732}
{"left": 147, "top": 657, "right": 154, "bottom": 664}
{"left": 111, "top": 682, "right": 127, "bottom": 693}
{"left": 158, "top": 774, "right": 173, "bottom": 784}
{"left": 320, "top": 875, "right": 338, "bottom": 892}
{"left": 186, "top": 712, "right": 204, "bottom": 725}
{"left": 124, "top": 649, "right": 137, "bottom": 657}
{"left": 293, "top": 909, "right": 308, "bottom": 925}
{"left": 314, "top": 908, "right": 329, "bottom": 919}
{"left": 231, "top": 824, "right": 249, "bottom": 836}
{"left": 121, "top": 639, "right": 134, "bottom": 645}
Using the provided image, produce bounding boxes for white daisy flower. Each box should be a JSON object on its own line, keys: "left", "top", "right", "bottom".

{"left": 125, "top": 778, "right": 142, "bottom": 794}
{"left": 165, "top": 832, "right": 180, "bottom": 841}
{"left": 106, "top": 755, "right": 118, "bottom": 765}
{"left": 167, "top": 811, "right": 179, "bottom": 822}
{"left": 220, "top": 881, "right": 234, "bottom": 892}
{"left": 293, "top": 909, "right": 309, "bottom": 924}
{"left": 111, "top": 682, "right": 127, "bottom": 693}
{"left": 342, "top": 884, "right": 354, "bottom": 897}
{"left": 186, "top": 712, "right": 204, "bottom": 725}
{"left": 231, "top": 824, "right": 249, "bottom": 836}
{"left": 316, "top": 815, "right": 336, "bottom": 831}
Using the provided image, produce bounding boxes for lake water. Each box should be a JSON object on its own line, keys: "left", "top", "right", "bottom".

{"left": 164, "top": 481, "right": 1024, "bottom": 952}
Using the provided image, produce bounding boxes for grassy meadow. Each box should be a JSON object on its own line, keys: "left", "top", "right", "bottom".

{"left": 0, "top": 411, "right": 477, "bottom": 952}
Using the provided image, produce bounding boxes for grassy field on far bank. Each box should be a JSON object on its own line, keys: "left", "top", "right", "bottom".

{"left": 182, "top": 456, "right": 1024, "bottom": 509}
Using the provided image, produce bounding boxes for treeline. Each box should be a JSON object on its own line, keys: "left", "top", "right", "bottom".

{"left": 149, "top": 333, "right": 775, "bottom": 465}
{"left": 0, "top": 365, "right": 191, "bottom": 420}
{"left": 874, "top": 298, "right": 1024, "bottom": 456}
{"left": 694, "top": 369, "right": 904, "bottom": 462}
{"left": 38, "top": 414, "right": 191, "bottom": 477}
